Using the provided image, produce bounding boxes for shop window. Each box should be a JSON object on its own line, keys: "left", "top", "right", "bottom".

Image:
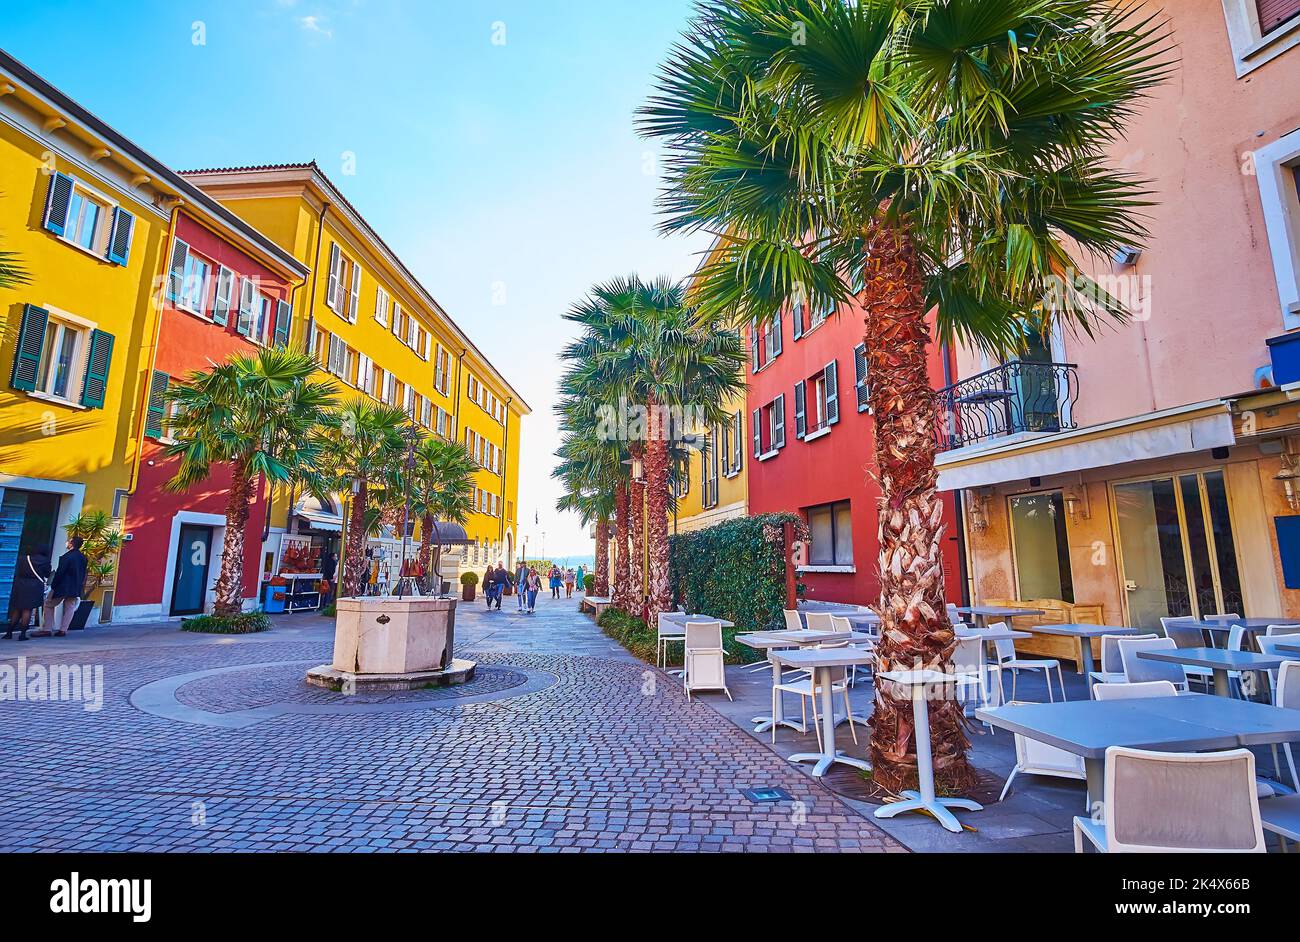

{"left": 1009, "top": 491, "right": 1075, "bottom": 603}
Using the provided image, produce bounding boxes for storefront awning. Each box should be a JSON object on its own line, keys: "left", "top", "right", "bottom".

{"left": 294, "top": 495, "right": 343, "bottom": 533}
{"left": 428, "top": 521, "right": 473, "bottom": 546}
{"left": 936, "top": 400, "right": 1236, "bottom": 492}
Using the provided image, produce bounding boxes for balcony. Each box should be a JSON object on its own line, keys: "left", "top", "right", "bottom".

{"left": 935, "top": 360, "right": 1079, "bottom": 452}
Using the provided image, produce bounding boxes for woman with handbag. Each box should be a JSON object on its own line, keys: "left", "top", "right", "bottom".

{"left": 4, "top": 546, "right": 52, "bottom": 641}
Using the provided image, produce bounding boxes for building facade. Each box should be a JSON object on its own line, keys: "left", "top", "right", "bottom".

{"left": 672, "top": 389, "right": 749, "bottom": 533}
{"left": 938, "top": 0, "right": 1300, "bottom": 633}
{"left": 113, "top": 211, "right": 308, "bottom": 620}
{"left": 180, "top": 165, "right": 529, "bottom": 586}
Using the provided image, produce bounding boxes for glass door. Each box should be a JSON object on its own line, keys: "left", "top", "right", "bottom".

{"left": 170, "top": 524, "right": 214, "bottom": 616}
{"left": 1113, "top": 471, "right": 1243, "bottom": 632}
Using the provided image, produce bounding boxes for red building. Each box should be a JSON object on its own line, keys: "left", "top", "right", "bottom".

{"left": 114, "top": 209, "right": 307, "bottom": 620}
{"left": 745, "top": 299, "right": 965, "bottom": 607}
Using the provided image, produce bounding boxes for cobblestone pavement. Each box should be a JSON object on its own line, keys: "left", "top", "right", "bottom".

{"left": 0, "top": 594, "right": 904, "bottom": 852}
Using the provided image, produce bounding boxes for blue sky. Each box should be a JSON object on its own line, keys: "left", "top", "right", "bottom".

{"left": 0, "top": 0, "right": 710, "bottom": 556}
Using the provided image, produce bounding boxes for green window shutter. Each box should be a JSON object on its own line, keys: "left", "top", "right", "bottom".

{"left": 273, "top": 300, "right": 292, "bottom": 348}
{"left": 79, "top": 329, "right": 114, "bottom": 408}
{"left": 145, "top": 371, "right": 169, "bottom": 438}
{"left": 794, "top": 380, "right": 806, "bottom": 439}
{"left": 10, "top": 304, "right": 49, "bottom": 392}
{"left": 105, "top": 208, "right": 134, "bottom": 265}
{"left": 42, "top": 173, "right": 73, "bottom": 237}
{"left": 824, "top": 359, "right": 839, "bottom": 426}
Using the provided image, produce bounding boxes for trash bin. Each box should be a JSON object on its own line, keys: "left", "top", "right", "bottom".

{"left": 264, "top": 582, "right": 287, "bottom": 614}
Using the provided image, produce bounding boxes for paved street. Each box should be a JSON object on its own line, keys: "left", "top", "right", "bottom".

{"left": 0, "top": 594, "right": 904, "bottom": 853}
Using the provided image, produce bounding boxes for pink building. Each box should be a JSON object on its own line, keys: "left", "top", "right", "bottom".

{"left": 940, "top": 0, "right": 1300, "bottom": 647}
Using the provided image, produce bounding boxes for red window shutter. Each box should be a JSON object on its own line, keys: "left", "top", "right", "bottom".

{"left": 1258, "top": 0, "right": 1300, "bottom": 33}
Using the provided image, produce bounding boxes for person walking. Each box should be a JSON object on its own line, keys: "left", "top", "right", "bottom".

{"left": 577, "top": 564, "right": 586, "bottom": 593}
{"left": 549, "top": 565, "right": 562, "bottom": 600}
{"left": 44, "top": 535, "right": 87, "bottom": 637}
{"left": 525, "top": 567, "right": 541, "bottom": 614}
{"left": 563, "top": 567, "right": 575, "bottom": 598}
{"left": 4, "top": 546, "right": 51, "bottom": 641}
{"left": 319, "top": 545, "right": 338, "bottom": 606}
{"left": 492, "top": 563, "right": 509, "bottom": 610}
{"left": 483, "top": 565, "right": 495, "bottom": 610}
{"left": 515, "top": 560, "right": 529, "bottom": 611}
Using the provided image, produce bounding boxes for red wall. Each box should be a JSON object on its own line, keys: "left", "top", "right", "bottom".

{"left": 116, "top": 214, "right": 294, "bottom": 610}
{"left": 745, "top": 305, "right": 964, "bottom": 608}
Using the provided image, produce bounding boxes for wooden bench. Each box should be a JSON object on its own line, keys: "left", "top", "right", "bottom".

{"left": 581, "top": 596, "right": 613, "bottom": 618}
{"left": 981, "top": 598, "right": 1106, "bottom": 672}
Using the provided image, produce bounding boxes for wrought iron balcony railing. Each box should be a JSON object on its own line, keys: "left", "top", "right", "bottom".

{"left": 935, "top": 360, "right": 1079, "bottom": 452}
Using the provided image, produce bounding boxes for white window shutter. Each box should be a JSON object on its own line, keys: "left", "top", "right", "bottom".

{"left": 348, "top": 262, "right": 361, "bottom": 322}
{"left": 825, "top": 359, "right": 840, "bottom": 426}
{"left": 753, "top": 408, "right": 762, "bottom": 457}
{"left": 326, "top": 243, "right": 341, "bottom": 311}
{"left": 794, "top": 380, "right": 806, "bottom": 439}
{"left": 773, "top": 394, "right": 786, "bottom": 448}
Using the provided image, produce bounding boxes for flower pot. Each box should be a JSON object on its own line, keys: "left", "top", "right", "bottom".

{"left": 462, "top": 585, "right": 476, "bottom": 602}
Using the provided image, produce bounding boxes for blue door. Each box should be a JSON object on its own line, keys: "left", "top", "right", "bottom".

{"left": 0, "top": 491, "right": 27, "bottom": 616}
{"left": 170, "top": 524, "right": 214, "bottom": 616}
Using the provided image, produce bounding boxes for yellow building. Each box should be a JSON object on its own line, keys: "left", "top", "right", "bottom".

{"left": 0, "top": 51, "right": 302, "bottom": 619}
{"left": 673, "top": 394, "right": 749, "bottom": 532}
{"left": 181, "top": 164, "right": 529, "bottom": 578}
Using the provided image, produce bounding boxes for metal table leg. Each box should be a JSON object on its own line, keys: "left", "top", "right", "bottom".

{"left": 788, "top": 666, "right": 870, "bottom": 777}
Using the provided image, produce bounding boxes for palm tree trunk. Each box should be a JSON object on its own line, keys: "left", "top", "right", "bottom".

{"left": 594, "top": 516, "right": 610, "bottom": 596}
{"left": 612, "top": 483, "right": 631, "bottom": 611}
{"left": 419, "top": 512, "right": 434, "bottom": 589}
{"left": 862, "top": 225, "right": 976, "bottom": 795}
{"left": 628, "top": 445, "right": 646, "bottom": 618}
{"left": 343, "top": 479, "right": 369, "bottom": 598}
{"left": 212, "top": 458, "right": 253, "bottom": 618}
{"left": 644, "top": 395, "right": 672, "bottom": 626}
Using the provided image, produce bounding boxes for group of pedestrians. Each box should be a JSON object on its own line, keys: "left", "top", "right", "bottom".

{"left": 4, "top": 536, "right": 89, "bottom": 641}
{"left": 478, "top": 560, "right": 588, "bottom": 616}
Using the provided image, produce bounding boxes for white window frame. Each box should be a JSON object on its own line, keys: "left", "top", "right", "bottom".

{"left": 178, "top": 251, "right": 212, "bottom": 318}
{"left": 1221, "top": 0, "right": 1300, "bottom": 77}
{"left": 30, "top": 307, "right": 94, "bottom": 406}
{"left": 1255, "top": 127, "right": 1300, "bottom": 329}
{"left": 374, "top": 286, "right": 391, "bottom": 327}
{"left": 60, "top": 179, "right": 114, "bottom": 258}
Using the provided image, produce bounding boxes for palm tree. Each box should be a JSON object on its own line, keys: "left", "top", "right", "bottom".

{"left": 0, "top": 194, "right": 30, "bottom": 291}
{"left": 410, "top": 435, "right": 478, "bottom": 590}
{"left": 563, "top": 276, "right": 744, "bottom": 625}
{"left": 553, "top": 395, "right": 627, "bottom": 601}
{"left": 640, "top": 0, "right": 1170, "bottom": 791}
{"left": 315, "top": 397, "right": 410, "bottom": 597}
{"left": 164, "top": 349, "right": 337, "bottom": 617}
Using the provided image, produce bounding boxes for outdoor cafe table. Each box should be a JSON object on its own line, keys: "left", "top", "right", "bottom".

{"left": 955, "top": 626, "right": 1030, "bottom": 643}
{"left": 954, "top": 605, "right": 1045, "bottom": 629}
{"left": 1025, "top": 624, "right": 1141, "bottom": 692}
{"left": 736, "top": 629, "right": 874, "bottom": 733}
{"left": 874, "top": 669, "right": 983, "bottom": 833}
{"left": 660, "top": 612, "right": 736, "bottom": 628}
{"left": 975, "top": 694, "right": 1300, "bottom": 807}
{"left": 1137, "top": 647, "right": 1284, "bottom": 698}
{"left": 767, "top": 646, "right": 876, "bottom": 777}
{"left": 1187, "top": 616, "right": 1300, "bottom": 648}
{"left": 797, "top": 610, "right": 880, "bottom": 631}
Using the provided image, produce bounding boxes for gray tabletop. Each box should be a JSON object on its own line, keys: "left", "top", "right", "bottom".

{"left": 1137, "top": 646, "right": 1284, "bottom": 672}
{"left": 770, "top": 647, "right": 877, "bottom": 669}
{"left": 1029, "top": 623, "right": 1140, "bottom": 639}
{"left": 955, "top": 606, "right": 1045, "bottom": 618}
{"left": 661, "top": 612, "right": 736, "bottom": 628}
{"left": 977, "top": 696, "right": 1258, "bottom": 758}
{"left": 736, "top": 629, "right": 873, "bottom": 649}
{"left": 1188, "top": 617, "right": 1300, "bottom": 631}
{"left": 1279, "top": 642, "right": 1300, "bottom": 656}
{"left": 955, "top": 628, "right": 1030, "bottom": 642}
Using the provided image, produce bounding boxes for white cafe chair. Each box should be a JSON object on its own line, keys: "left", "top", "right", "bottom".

{"left": 998, "top": 701, "right": 1086, "bottom": 806}
{"left": 1073, "top": 747, "right": 1265, "bottom": 853}
{"left": 656, "top": 612, "right": 686, "bottom": 671}
{"left": 782, "top": 609, "right": 804, "bottom": 631}
{"left": 1160, "top": 616, "right": 1215, "bottom": 689}
{"left": 683, "top": 621, "right": 731, "bottom": 701}
{"left": 1092, "top": 679, "right": 1180, "bottom": 700}
{"left": 1117, "top": 636, "right": 1189, "bottom": 692}
{"left": 805, "top": 612, "right": 835, "bottom": 631}
{"left": 989, "top": 621, "right": 1065, "bottom": 702}
{"left": 1275, "top": 662, "right": 1300, "bottom": 792}
{"left": 831, "top": 614, "right": 874, "bottom": 686}
{"left": 951, "top": 635, "right": 1001, "bottom": 713}
{"left": 1090, "top": 633, "right": 1157, "bottom": 693}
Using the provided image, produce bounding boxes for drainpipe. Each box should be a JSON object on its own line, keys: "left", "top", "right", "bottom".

{"left": 499, "top": 397, "right": 511, "bottom": 551}
{"left": 126, "top": 198, "right": 184, "bottom": 498}
{"left": 940, "top": 341, "right": 971, "bottom": 607}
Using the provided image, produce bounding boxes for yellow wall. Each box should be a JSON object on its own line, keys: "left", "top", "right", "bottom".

{"left": 0, "top": 111, "right": 166, "bottom": 527}
{"left": 186, "top": 173, "right": 526, "bottom": 559}
{"left": 674, "top": 391, "right": 748, "bottom": 532}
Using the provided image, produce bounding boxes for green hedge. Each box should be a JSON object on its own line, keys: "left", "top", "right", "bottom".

{"left": 597, "top": 606, "right": 759, "bottom": 666}
{"left": 180, "top": 611, "right": 271, "bottom": 634}
{"left": 669, "top": 512, "right": 806, "bottom": 638}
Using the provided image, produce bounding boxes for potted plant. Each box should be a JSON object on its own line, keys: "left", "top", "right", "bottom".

{"left": 460, "top": 570, "right": 478, "bottom": 602}
{"left": 62, "top": 509, "right": 123, "bottom": 629}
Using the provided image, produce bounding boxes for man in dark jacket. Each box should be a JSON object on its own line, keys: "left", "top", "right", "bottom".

{"left": 43, "top": 536, "right": 87, "bottom": 636}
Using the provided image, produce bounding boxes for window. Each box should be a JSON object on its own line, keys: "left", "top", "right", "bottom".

{"left": 701, "top": 428, "right": 720, "bottom": 509}
{"left": 8, "top": 304, "right": 113, "bottom": 409}
{"left": 436, "top": 406, "right": 450, "bottom": 438}
{"left": 434, "top": 345, "right": 450, "bottom": 395}
{"left": 325, "top": 243, "right": 360, "bottom": 322}
{"left": 1255, "top": 127, "right": 1300, "bottom": 329}
{"left": 1008, "top": 491, "right": 1075, "bottom": 603}
{"left": 724, "top": 411, "right": 743, "bottom": 475}
{"left": 749, "top": 313, "right": 783, "bottom": 372}
{"left": 374, "top": 287, "right": 390, "bottom": 327}
{"left": 357, "top": 354, "right": 376, "bottom": 397}
{"left": 1221, "top": 0, "right": 1300, "bottom": 76}
{"left": 213, "top": 267, "right": 235, "bottom": 327}
{"left": 179, "top": 253, "right": 211, "bottom": 316}
{"left": 794, "top": 360, "right": 840, "bottom": 439}
{"left": 752, "top": 394, "right": 786, "bottom": 458}
{"left": 806, "top": 501, "right": 853, "bottom": 567}
{"left": 41, "top": 172, "right": 135, "bottom": 266}
{"left": 792, "top": 296, "right": 832, "bottom": 340}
